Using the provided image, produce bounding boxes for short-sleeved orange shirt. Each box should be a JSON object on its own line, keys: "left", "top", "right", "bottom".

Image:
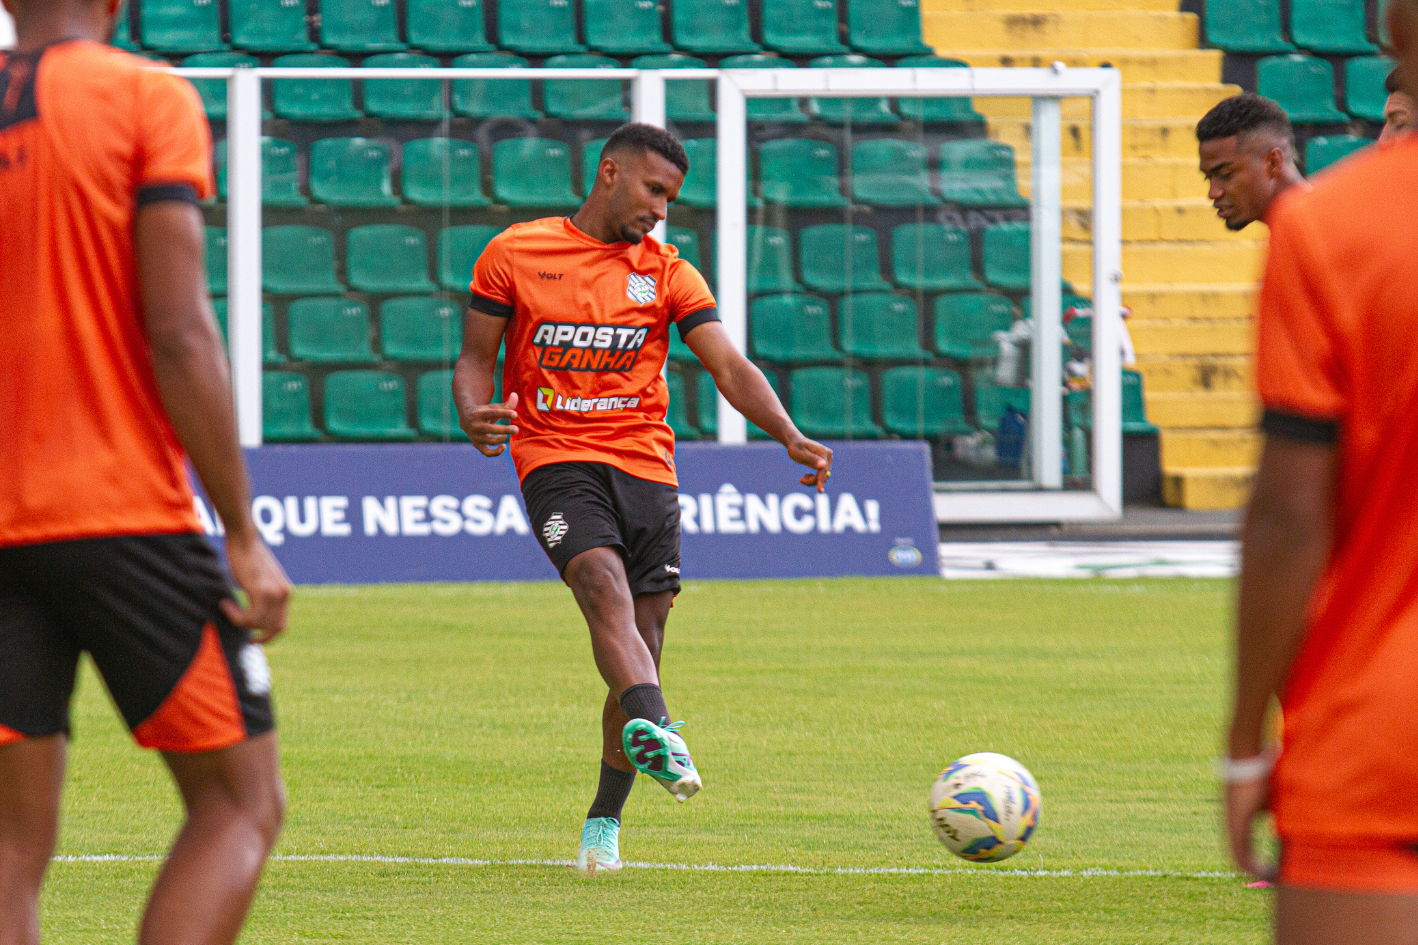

{"left": 0, "top": 40, "right": 214, "bottom": 548}
{"left": 1257, "top": 134, "right": 1418, "bottom": 844}
{"left": 469, "top": 217, "right": 718, "bottom": 486}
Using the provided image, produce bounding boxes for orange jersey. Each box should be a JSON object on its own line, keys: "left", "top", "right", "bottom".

{"left": 0, "top": 41, "right": 213, "bottom": 548}
{"left": 469, "top": 217, "right": 717, "bottom": 486}
{"left": 1257, "top": 134, "right": 1418, "bottom": 844}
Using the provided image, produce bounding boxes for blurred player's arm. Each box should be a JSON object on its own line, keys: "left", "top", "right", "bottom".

{"left": 685, "top": 321, "right": 832, "bottom": 492}
{"left": 137, "top": 200, "right": 291, "bottom": 642}
{"left": 453, "top": 307, "right": 518, "bottom": 457}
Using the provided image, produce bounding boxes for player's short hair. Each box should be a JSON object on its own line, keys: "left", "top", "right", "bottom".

{"left": 1195, "top": 93, "right": 1295, "bottom": 150}
{"left": 602, "top": 123, "right": 690, "bottom": 176}
{"left": 1387, "top": 67, "right": 1405, "bottom": 95}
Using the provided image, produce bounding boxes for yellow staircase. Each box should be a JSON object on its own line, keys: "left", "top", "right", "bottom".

{"left": 921, "top": 0, "right": 1262, "bottom": 509}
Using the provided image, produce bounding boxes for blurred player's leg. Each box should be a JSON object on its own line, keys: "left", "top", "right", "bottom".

{"left": 0, "top": 737, "right": 65, "bottom": 945}
{"left": 1277, "top": 887, "right": 1418, "bottom": 945}
{"left": 138, "top": 732, "right": 285, "bottom": 945}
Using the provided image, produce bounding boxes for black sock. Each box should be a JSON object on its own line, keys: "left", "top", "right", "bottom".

{"left": 619, "top": 682, "right": 669, "bottom": 725}
{"left": 587, "top": 761, "right": 636, "bottom": 823}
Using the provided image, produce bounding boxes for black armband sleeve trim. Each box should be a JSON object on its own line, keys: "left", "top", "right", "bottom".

{"left": 137, "top": 183, "right": 200, "bottom": 206}
{"left": 1261, "top": 409, "right": 1340, "bottom": 445}
{"left": 676, "top": 307, "right": 719, "bottom": 341}
{"left": 469, "top": 294, "right": 513, "bottom": 318}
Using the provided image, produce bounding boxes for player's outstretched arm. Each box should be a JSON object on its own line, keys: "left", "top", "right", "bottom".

{"left": 453, "top": 308, "right": 518, "bottom": 457}
{"left": 685, "top": 321, "right": 833, "bottom": 492}
{"left": 137, "top": 201, "right": 292, "bottom": 643}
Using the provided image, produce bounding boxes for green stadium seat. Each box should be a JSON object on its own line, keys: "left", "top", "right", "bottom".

{"left": 1290, "top": 0, "right": 1376, "bottom": 53}
{"left": 1121, "top": 369, "right": 1159, "bottom": 435}
{"left": 750, "top": 294, "right": 838, "bottom": 363}
{"left": 672, "top": 0, "right": 761, "bottom": 54}
{"left": 325, "top": 371, "right": 416, "bottom": 440}
{"left": 666, "top": 371, "right": 701, "bottom": 439}
{"left": 762, "top": 0, "right": 849, "bottom": 55}
{"left": 543, "top": 54, "right": 630, "bottom": 121}
{"left": 263, "top": 226, "right": 344, "bottom": 294}
{"left": 183, "top": 53, "right": 258, "bottom": 120}
{"left": 215, "top": 137, "right": 308, "bottom": 206}
{"left": 747, "top": 226, "right": 802, "bottom": 294}
{"left": 263, "top": 371, "right": 321, "bottom": 442}
{"left": 790, "top": 367, "right": 883, "bottom": 438}
{"left": 1306, "top": 134, "right": 1372, "bottom": 174}
{"left": 891, "top": 224, "right": 980, "bottom": 291}
{"left": 452, "top": 53, "right": 543, "bottom": 119}
{"left": 139, "top": 0, "right": 225, "bottom": 53}
{"left": 1346, "top": 56, "right": 1394, "bottom": 121}
{"left": 402, "top": 138, "right": 490, "bottom": 207}
{"left": 319, "top": 0, "right": 406, "bottom": 51}
{"left": 362, "top": 53, "right": 446, "bottom": 120}
{"left": 381, "top": 297, "right": 464, "bottom": 362}
{"left": 309, "top": 137, "right": 398, "bottom": 207}
{"left": 758, "top": 139, "right": 848, "bottom": 207}
{"left": 288, "top": 297, "right": 377, "bottom": 363}
{"left": 668, "top": 325, "right": 698, "bottom": 362}
{"left": 674, "top": 138, "right": 761, "bottom": 208}
{"left": 982, "top": 221, "right": 1031, "bottom": 291}
{"left": 1203, "top": 0, "right": 1293, "bottom": 52}
{"left": 230, "top": 0, "right": 316, "bottom": 51}
{"left": 846, "top": 0, "right": 931, "bottom": 55}
{"left": 271, "top": 54, "right": 363, "bottom": 121}
{"left": 439, "top": 225, "right": 501, "bottom": 290}
{"left": 205, "top": 227, "right": 228, "bottom": 295}
{"left": 852, "top": 138, "right": 939, "bottom": 206}
{"left": 698, "top": 368, "right": 778, "bottom": 438}
{"left": 347, "top": 225, "right": 436, "bottom": 293}
{"left": 632, "top": 55, "right": 717, "bottom": 123}
{"left": 586, "top": 0, "right": 672, "bottom": 54}
{"left": 213, "top": 300, "right": 284, "bottom": 364}
{"left": 933, "top": 292, "right": 1014, "bottom": 360}
{"left": 720, "top": 55, "right": 809, "bottom": 122}
{"left": 838, "top": 293, "right": 928, "bottom": 360}
{"left": 417, "top": 369, "right": 470, "bottom": 439}
{"left": 492, "top": 138, "right": 580, "bottom": 207}
{"left": 1257, "top": 54, "right": 1348, "bottom": 123}
{"left": 666, "top": 226, "right": 703, "bottom": 269}
{"left": 894, "top": 56, "right": 985, "bottom": 124}
{"left": 798, "top": 224, "right": 892, "bottom": 293}
{"left": 881, "top": 366, "right": 972, "bottom": 438}
{"left": 407, "top": 0, "right": 495, "bottom": 52}
{"left": 973, "top": 382, "right": 1030, "bottom": 432}
{"left": 497, "top": 0, "right": 586, "bottom": 55}
{"left": 808, "top": 55, "right": 899, "bottom": 124}
{"left": 111, "top": 6, "right": 140, "bottom": 51}
{"left": 938, "top": 139, "right": 1027, "bottom": 207}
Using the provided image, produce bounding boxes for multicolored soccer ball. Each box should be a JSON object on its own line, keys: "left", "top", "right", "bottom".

{"left": 929, "top": 752, "right": 1041, "bottom": 862}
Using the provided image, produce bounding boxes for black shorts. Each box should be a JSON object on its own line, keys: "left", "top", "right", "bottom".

{"left": 521, "top": 462, "right": 682, "bottom": 597}
{"left": 0, "top": 533, "right": 274, "bottom": 753}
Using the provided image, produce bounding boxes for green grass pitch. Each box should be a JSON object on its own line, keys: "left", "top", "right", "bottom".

{"left": 43, "top": 577, "right": 1268, "bottom": 943}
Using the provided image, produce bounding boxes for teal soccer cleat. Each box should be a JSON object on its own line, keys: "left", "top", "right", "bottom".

{"left": 576, "top": 816, "right": 623, "bottom": 877}
{"left": 622, "top": 718, "right": 702, "bottom": 802}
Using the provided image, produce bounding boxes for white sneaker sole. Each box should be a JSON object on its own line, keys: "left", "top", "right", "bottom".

{"left": 577, "top": 848, "right": 623, "bottom": 878}
{"left": 653, "top": 770, "right": 703, "bottom": 803}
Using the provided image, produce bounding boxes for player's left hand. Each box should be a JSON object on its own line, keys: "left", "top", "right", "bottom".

{"left": 1223, "top": 768, "right": 1275, "bottom": 881}
{"left": 787, "top": 438, "right": 833, "bottom": 493}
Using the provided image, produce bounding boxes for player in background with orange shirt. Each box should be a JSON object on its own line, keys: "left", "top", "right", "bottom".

{"left": 453, "top": 124, "right": 832, "bottom": 876}
{"left": 1226, "top": 0, "right": 1418, "bottom": 939}
{"left": 1196, "top": 93, "right": 1307, "bottom": 232}
{"left": 0, "top": 0, "right": 291, "bottom": 942}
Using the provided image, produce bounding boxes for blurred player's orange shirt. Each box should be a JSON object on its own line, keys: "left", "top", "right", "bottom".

{"left": 0, "top": 40, "right": 213, "bottom": 548}
{"left": 1257, "top": 133, "right": 1418, "bottom": 843}
{"left": 469, "top": 217, "right": 717, "bottom": 486}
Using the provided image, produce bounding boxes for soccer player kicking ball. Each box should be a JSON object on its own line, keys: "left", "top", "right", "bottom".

{"left": 453, "top": 124, "right": 832, "bottom": 876}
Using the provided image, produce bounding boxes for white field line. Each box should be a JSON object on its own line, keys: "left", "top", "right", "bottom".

{"left": 51, "top": 852, "right": 1239, "bottom": 880}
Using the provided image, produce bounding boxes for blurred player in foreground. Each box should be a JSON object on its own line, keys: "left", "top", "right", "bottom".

{"left": 1196, "top": 93, "right": 1307, "bottom": 232}
{"left": 0, "top": 0, "right": 291, "bottom": 942}
{"left": 453, "top": 123, "right": 832, "bottom": 876}
{"left": 1225, "top": 0, "right": 1418, "bottom": 940}
{"left": 1381, "top": 66, "right": 1416, "bottom": 142}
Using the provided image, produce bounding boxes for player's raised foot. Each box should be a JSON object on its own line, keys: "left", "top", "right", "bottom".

{"left": 622, "top": 718, "right": 702, "bottom": 802}
{"left": 576, "top": 816, "right": 623, "bottom": 877}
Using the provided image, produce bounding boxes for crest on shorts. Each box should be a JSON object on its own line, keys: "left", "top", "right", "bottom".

{"left": 543, "top": 512, "right": 569, "bottom": 548}
{"left": 626, "top": 272, "right": 657, "bottom": 305}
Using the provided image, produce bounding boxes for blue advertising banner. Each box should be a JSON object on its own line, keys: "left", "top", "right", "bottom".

{"left": 193, "top": 442, "right": 939, "bottom": 584}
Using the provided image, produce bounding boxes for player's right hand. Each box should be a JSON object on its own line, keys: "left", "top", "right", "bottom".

{"left": 461, "top": 392, "right": 521, "bottom": 457}
{"left": 221, "top": 530, "right": 293, "bottom": 645}
{"left": 1223, "top": 769, "right": 1275, "bottom": 881}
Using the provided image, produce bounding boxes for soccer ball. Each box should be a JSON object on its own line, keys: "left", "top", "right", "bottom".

{"left": 928, "top": 752, "right": 1041, "bottom": 863}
